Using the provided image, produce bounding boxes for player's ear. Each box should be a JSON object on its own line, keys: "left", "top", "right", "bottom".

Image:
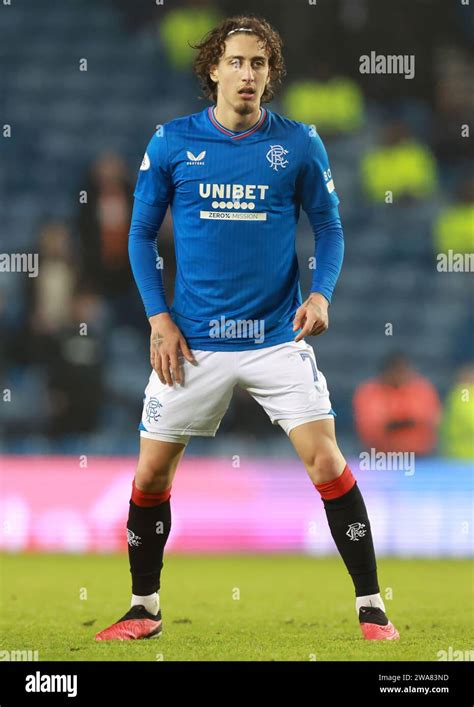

{"left": 209, "top": 64, "right": 218, "bottom": 83}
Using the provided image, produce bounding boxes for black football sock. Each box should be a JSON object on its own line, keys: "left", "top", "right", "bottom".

{"left": 323, "top": 483, "right": 379, "bottom": 596}
{"left": 316, "top": 465, "right": 380, "bottom": 597}
{"left": 127, "top": 480, "right": 172, "bottom": 597}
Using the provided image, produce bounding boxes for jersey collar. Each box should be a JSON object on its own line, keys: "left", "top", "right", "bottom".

{"left": 207, "top": 105, "right": 268, "bottom": 140}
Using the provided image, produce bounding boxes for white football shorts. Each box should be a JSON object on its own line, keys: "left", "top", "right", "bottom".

{"left": 138, "top": 339, "right": 335, "bottom": 445}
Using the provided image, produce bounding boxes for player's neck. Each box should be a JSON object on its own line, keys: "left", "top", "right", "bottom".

{"left": 213, "top": 102, "right": 262, "bottom": 133}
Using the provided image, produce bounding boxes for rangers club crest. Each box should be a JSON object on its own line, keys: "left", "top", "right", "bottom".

{"left": 127, "top": 529, "right": 142, "bottom": 547}
{"left": 266, "top": 144, "right": 289, "bottom": 171}
{"left": 145, "top": 397, "right": 163, "bottom": 423}
{"left": 346, "top": 522, "right": 367, "bottom": 541}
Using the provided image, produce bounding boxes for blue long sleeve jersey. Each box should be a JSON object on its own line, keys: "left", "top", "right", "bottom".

{"left": 128, "top": 105, "right": 344, "bottom": 350}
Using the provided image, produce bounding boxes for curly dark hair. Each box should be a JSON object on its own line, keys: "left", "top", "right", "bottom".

{"left": 192, "top": 15, "right": 286, "bottom": 104}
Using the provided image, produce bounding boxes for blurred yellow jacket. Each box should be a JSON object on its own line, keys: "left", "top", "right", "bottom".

{"left": 441, "top": 384, "right": 474, "bottom": 459}
{"left": 434, "top": 204, "right": 474, "bottom": 254}
{"left": 283, "top": 78, "right": 364, "bottom": 132}
{"left": 361, "top": 141, "right": 437, "bottom": 202}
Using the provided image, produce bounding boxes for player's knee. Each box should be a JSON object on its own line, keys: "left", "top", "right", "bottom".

{"left": 303, "top": 446, "right": 346, "bottom": 484}
{"left": 134, "top": 466, "right": 173, "bottom": 493}
{"left": 135, "top": 455, "right": 177, "bottom": 491}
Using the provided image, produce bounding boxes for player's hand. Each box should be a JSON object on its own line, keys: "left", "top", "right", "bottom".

{"left": 293, "top": 293, "right": 329, "bottom": 341}
{"left": 149, "top": 312, "right": 196, "bottom": 386}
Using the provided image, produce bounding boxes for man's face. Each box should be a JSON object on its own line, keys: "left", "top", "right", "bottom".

{"left": 382, "top": 359, "right": 411, "bottom": 386}
{"left": 209, "top": 33, "right": 270, "bottom": 115}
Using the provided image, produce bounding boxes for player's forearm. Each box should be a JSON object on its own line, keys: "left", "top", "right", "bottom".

{"left": 128, "top": 197, "right": 170, "bottom": 317}
{"left": 307, "top": 206, "right": 344, "bottom": 304}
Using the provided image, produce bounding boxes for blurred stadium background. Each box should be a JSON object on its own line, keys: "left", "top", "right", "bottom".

{"left": 0, "top": 0, "right": 473, "bottom": 566}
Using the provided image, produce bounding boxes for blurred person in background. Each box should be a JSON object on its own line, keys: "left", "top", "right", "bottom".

{"left": 29, "top": 220, "right": 78, "bottom": 337}
{"left": 77, "top": 152, "right": 137, "bottom": 327}
{"left": 10, "top": 220, "right": 78, "bottom": 369}
{"left": 434, "top": 179, "right": 474, "bottom": 256}
{"left": 159, "top": 5, "right": 220, "bottom": 71}
{"left": 282, "top": 71, "right": 365, "bottom": 135}
{"left": 353, "top": 353, "right": 442, "bottom": 456}
{"left": 432, "top": 49, "right": 474, "bottom": 188}
{"left": 33, "top": 289, "right": 105, "bottom": 438}
{"left": 361, "top": 121, "right": 438, "bottom": 205}
{"left": 440, "top": 363, "right": 474, "bottom": 460}
{"left": 360, "top": 121, "right": 438, "bottom": 260}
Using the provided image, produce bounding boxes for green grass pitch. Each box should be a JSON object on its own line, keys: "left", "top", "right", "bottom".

{"left": 0, "top": 553, "right": 472, "bottom": 661}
